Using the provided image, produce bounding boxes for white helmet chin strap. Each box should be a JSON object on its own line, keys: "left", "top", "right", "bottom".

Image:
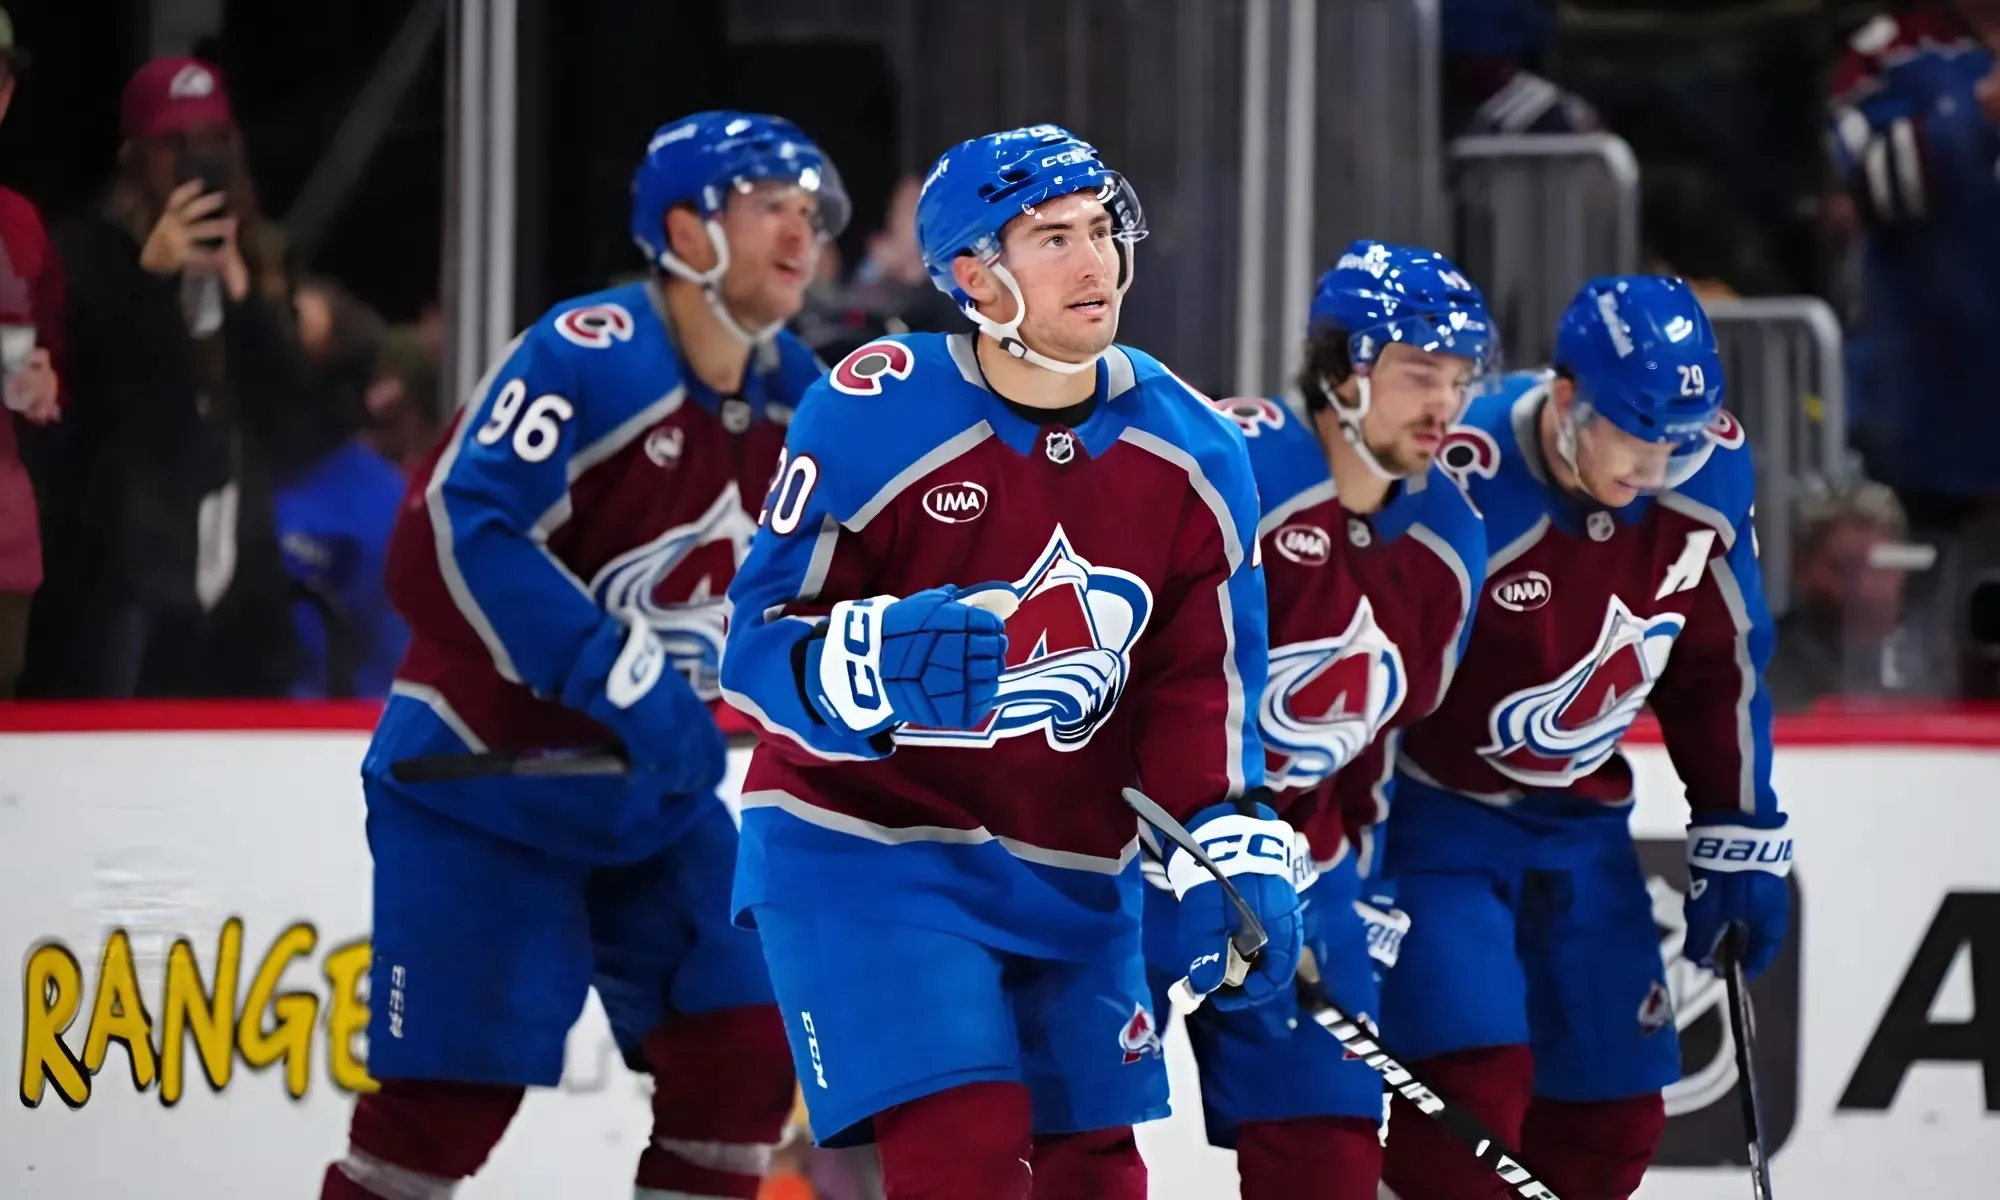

{"left": 963, "top": 259, "right": 1117, "bottom": 377}
{"left": 1324, "top": 373, "right": 1406, "bottom": 481}
{"left": 655, "top": 221, "right": 787, "bottom": 345}
{"left": 1554, "top": 400, "right": 1584, "bottom": 478}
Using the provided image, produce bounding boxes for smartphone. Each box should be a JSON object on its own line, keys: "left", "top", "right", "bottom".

{"left": 175, "top": 145, "right": 234, "bottom": 250}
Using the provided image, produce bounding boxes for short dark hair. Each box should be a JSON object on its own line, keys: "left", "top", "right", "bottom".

{"left": 1293, "top": 326, "right": 1352, "bottom": 414}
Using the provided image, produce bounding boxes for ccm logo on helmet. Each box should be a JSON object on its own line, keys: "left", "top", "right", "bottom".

{"left": 923, "top": 481, "right": 989, "bottom": 524}
{"left": 1490, "top": 570, "right": 1553, "bottom": 613}
{"left": 831, "top": 340, "right": 916, "bottom": 396}
{"left": 1272, "top": 524, "right": 1332, "bottom": 566}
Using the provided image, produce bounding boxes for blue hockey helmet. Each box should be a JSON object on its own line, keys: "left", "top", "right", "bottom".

{"left": 915, "top": 125, "right": 1146, "bottom": 374}
{"left": 630, "top": 111, "right": 850, "bottom": 338}
{"left": 1553, "top": 275, "right": 1725, "bottom": 488}
{"left": 1305, "top": 240, "right": 1494, "bottom": 479}
{"left": 1309, "top": 240, "right": 1496, "bottom": 374}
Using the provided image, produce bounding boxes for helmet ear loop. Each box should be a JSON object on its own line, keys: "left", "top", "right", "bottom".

{"left": 675, "top": 218, "right": 784, "bottom": 345}
{"left": 969, "top": 259, "right": 1097, "bottom": 376}
{"left": 1326, "top": 369, "right": 1406, "bottom": 482}
{"left": 1554, "top": 398, "right": 1584, "bottom": 478}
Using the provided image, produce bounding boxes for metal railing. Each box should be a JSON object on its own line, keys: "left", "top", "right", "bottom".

{"left": 1450, "top": 133, "right": 1640, "bottom": 369}
{"left": 1705, "top": 296, "right": 1851, "bottom": 615}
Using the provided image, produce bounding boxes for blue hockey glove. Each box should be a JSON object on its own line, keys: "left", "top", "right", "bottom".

{"left": 560, "top": 615, "right": 727, "bottom": 797}
{"left": 804, "top": 586, "right": 1008, "bottom": 738}
{"left": 1168, "top": 792, "right": 1304, "bottom": 1013}
{"left": 1682, "top": 813, "right": 1793, "bottom": 980}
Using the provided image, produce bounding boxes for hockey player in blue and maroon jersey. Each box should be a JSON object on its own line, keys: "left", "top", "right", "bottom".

{"left": 320, "top": 113, "right": 844, "bottom": 1200}
{"left": 1140, "top": 242, "right": 1491, "bottom": 1199}
{"left": 1379, "top": 277, "right": 1792, "bottom": 1200}
{"left": 719, "top": 125, "right": 1302, "bottom": 1200}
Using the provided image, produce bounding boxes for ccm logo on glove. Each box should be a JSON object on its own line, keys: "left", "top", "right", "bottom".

{"left": 606, "top": 621, "right": 668, "bottom": 709}
{"left": 817, "top": 596, "right": 894, "bottom": 729}
{"left": 1688, "top": 827, "right": 1794, "bottom": 874}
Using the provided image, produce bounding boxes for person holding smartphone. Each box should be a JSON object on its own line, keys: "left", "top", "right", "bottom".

{"left": 25, "top": 56, "right": 339, "bottom": 698}
{"left": 0, "top": 6, "right": 61, "bottom": 698}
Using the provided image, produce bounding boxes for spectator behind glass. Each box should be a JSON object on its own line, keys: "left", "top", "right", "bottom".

{"left": 1441, "top": 0, "right": 1602, "bottom": 136}
{"left": 22, "top": 57, "right": 340, "bottom": 698}
{"left": 0, "top": 9, "right": 62, "bottom": 697}
{"left": 274, "top": 276, "right": 408, "bottom": 699}
{"left": 1766, "top": 479, "right": 1939, "bottom": 710}
{"left": 1828, "top": 3, "right": 2000, "bottom": 556}
{"left": 791, "top": 174, "right": 965, "bottom": 363}
{"left": 362, "top": 307, "right": 443, "bottom": 472}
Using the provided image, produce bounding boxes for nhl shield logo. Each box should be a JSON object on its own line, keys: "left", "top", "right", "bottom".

{"left": 1045, "top": 429, "right": 1078, "bottom": 465}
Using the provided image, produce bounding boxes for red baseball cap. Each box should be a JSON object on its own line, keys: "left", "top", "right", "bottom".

{"left": 121, "top": 56, "right": 234, "bottom": 140}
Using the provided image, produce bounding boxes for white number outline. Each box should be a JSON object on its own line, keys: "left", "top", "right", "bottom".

{"left": 766, "top": 452, "right": 820, "bottom": 536}
{"left": 472, "top": 378, "right": 574, "bottom": 463}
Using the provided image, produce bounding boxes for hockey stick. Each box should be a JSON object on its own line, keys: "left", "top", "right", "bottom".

{"left": 1121, "top": 787, "right": 1565, "bottom": 1200}
{"left": 388, "top": 748, "right": 628, "bottom": 784}
{"left": 1723, "top": 926, "right": 1775, "bottom": 1199}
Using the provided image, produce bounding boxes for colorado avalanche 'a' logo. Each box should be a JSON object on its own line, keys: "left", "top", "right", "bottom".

{"left": 1261, "top": 598, "right": 1406, "bottom": 792}
{"left": 1116, "top": 1001, "right": 1162, "bottom": 1064}
{"left": 588, "top": 487, "right": 756, "bottom": 699}
{"left": 1437, "top": 424, "right": 1501, "bottom": 491}
{"left": 895, "top": 525, "right": 1153, "bottom": 751}
{"left": 1480, "top": 596, "right": 1685, "bottom": 787}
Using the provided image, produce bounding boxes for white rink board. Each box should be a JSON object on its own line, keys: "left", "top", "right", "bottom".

{"left": 3, "top": 726, "right": 1998, "bottom": 1198}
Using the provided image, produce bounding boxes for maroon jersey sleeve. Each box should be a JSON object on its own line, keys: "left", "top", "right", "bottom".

{"left": 1125, "top": 458, "right": 1270, "bottom": 823}
{"left": 1646, "top": 490, "right": 1780, "bottom": 821}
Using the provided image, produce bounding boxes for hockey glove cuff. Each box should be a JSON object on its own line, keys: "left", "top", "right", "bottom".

{"left": 560, "top": 615, "right": 726, "bottom": 798}
{"left": 1683, "top": 812, "right": 1793, "bottom": 980}
{"left": 804, "top": 587, "right": 1008, "bottom": 738}
{"left": 1170, "top": 794, "right": 1305, "bottom": 1013}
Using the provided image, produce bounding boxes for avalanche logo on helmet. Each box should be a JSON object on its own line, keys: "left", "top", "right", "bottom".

{"left": 1480, "top": 596, "right": 1684, "bottom": 788}
{"left": 588, "top": 488, "right": 756, "bottom": 698}
{"left": 1261, "top": 599, "right": 1406, "bottom": 792}
{"left": 894, "top": 525, "right": 1152, "bottom": 752}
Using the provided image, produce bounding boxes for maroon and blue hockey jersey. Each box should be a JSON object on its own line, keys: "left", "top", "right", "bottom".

{"left": 1210, "top": 393, "right": 1484, "bottom": 874}
{"left": 1402, "top": 370, "right": 1777, "bottom": 822}
{"left": 367, "top": 280, "right": 821, "bottom": 860}
{"left": 721, "top": 333, "right": 1269, "bottom": 960}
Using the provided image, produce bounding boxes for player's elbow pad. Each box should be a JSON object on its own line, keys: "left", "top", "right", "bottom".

{"left": 1833, "top": 106, "right": 1932, "bottom": 227}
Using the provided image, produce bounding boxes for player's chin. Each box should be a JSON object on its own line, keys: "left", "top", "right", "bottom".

{"left": 1593, "top": 478, "right": 1644, "bottom": 508}
{"left": 1052, "top": 315, "right": 1117, "bottom": 356}
{"left": 753, "top": 280, "right": 809, "bottom": 323}
{"left": 1386, "top": 439, "right": 1439, "bottom": 474}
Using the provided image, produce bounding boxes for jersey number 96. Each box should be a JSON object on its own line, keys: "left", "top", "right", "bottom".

{"left": 474, "top": 379, "right": 575, "bottom": 464}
